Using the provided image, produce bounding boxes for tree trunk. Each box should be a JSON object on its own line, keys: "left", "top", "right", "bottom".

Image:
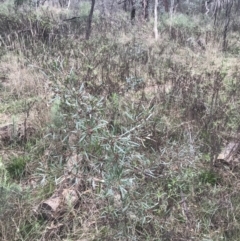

{"left": 142, "top": 0, "right": 149, "bottom": 20}
{"left": 130, "top": 0, "right": 135, "bottom": 22}
{"left": 154, "top": 0, "right": 159, "bottom": 40}
{"left": 163, "top": 0, "right": 169, "bottom": 12}
{"left": 170, "top": 0, "right": 175, "bottom": 15}
{"left": 123, "top": 0, "right": 127, "bottom": 11}
{"left": 66, "top": 0, "right": 71, "bottom": 9}
{"left": 223, "top": 0, "right": 233, "bottom": 51}
{"left": 86, "top": 0, "right": 96, "bottom": 40}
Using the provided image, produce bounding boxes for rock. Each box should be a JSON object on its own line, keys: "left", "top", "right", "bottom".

{"left": 217, "top": 141, "right": 240, "bottom": 165}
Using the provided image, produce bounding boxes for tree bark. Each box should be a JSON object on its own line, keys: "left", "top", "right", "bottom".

{"left": 123, "top": 0, "right": 127, "bottom": 11}
{"left": 86, "top": 0, "right": 96, "bottom": 40}
{"left": 163, "top": 0, "right": 169, "bottom": 12}
{"left": 142, "top": 0, "right": 149, "bottom": 20}
{"left": 130, "top": 0, "right": 135, "bottom": 23}
{"left": 223, "top": 0, "right": 233, "bottom": 51}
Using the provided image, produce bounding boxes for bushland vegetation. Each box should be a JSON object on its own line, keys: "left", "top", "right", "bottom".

{"left": 1, "top": 0, "right": 240, "bottom": 240}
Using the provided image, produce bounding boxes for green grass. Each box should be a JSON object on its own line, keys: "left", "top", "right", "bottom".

{"left": 6, "top": 156, "right": 29, "bottom": 180}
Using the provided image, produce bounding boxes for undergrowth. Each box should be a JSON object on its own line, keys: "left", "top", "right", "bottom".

{"left": 0, "top": 2, "right": 240, "bottom": 241}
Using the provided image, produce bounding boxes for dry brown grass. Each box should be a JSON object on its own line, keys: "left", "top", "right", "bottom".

{"left": 0, "top": 51, "right": 53, "bottom": 137}
{"left": 0, "top": 54, "right": 49, "bottom": 98}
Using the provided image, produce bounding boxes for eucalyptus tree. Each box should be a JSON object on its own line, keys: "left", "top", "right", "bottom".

{"left": 205, "top": 0, "right": 235, "bottom": 51}
{"left": 86, "top": 0, "right": 96, "bottom": 40}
